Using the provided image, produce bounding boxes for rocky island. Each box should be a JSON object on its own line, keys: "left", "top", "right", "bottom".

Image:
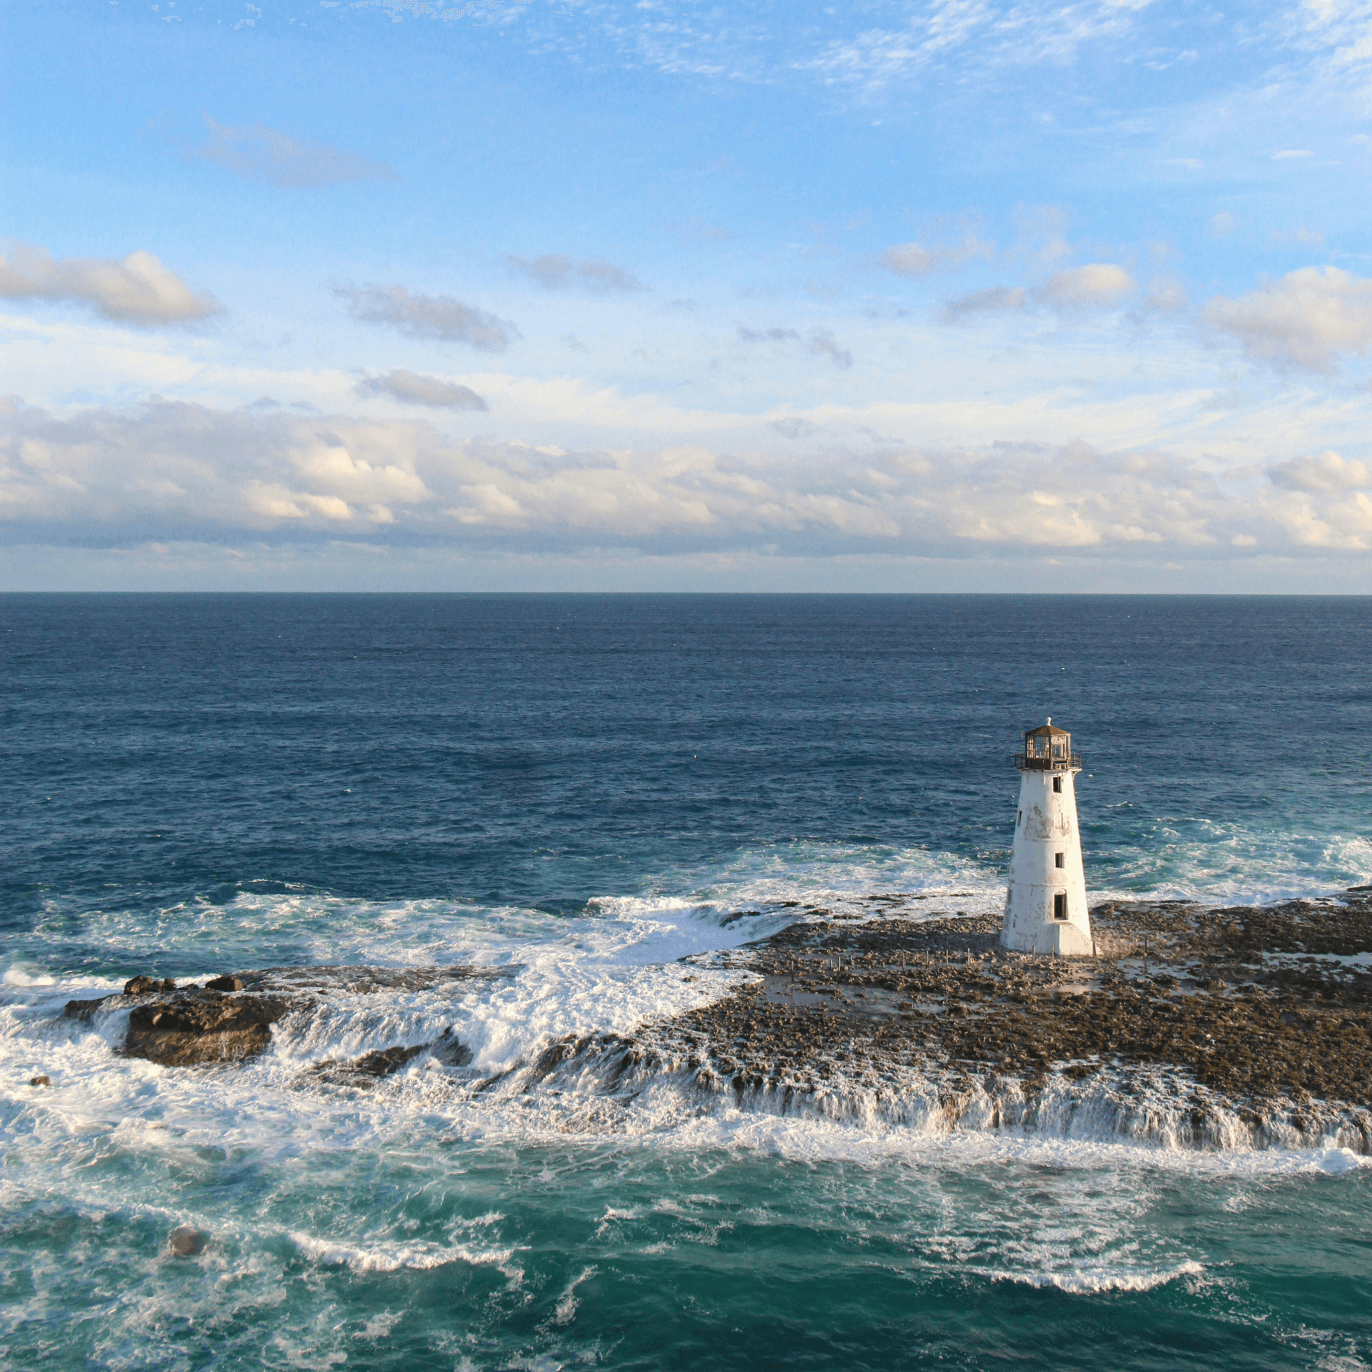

{"left": 60, "top": 889, "right": 1372, "bottom": 1151}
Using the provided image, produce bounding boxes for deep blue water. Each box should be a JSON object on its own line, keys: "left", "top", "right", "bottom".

{"left": 2, "top": 594, "right": 1371, "bottom": 1370}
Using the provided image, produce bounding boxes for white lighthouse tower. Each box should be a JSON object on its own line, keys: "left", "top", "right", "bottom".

{"left": 1001, "top": 719, "right": 1093, "bottom": 957}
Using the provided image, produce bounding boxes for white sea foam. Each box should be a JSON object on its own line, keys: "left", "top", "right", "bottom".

{"left": 974, "top": 1258, "right": 1207, "bottom": 1295}
{"left": 289, "top": 1232, "right": 516, "bottom": 1272}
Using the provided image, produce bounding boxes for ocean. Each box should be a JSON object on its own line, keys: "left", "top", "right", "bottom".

{"left": 3, "top": 593, "right": 1370, "bottom": 1370}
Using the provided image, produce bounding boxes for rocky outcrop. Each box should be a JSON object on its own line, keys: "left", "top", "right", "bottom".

{"left": 63, "top": 997, "right": 111, "bottom": 1023}
{"left": 123, "top": 990, "right": 297, "bottom": 1066}
{"left": 168, "top": 1227, "right": 208, "bottom": 1257}
{"left": 125, "top": 976, "right": 176, "bottom": 996}
{"left": 61, "top": 964, "right": 496, "bottom": 1070}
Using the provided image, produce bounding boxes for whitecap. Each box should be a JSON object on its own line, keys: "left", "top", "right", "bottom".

{"left": 289, "top": 1231, "right": 516, "bottom": 1272}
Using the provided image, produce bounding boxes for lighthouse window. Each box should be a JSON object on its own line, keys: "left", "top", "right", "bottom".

{"left": 1055, "top": 852, "right": 1065, "bottom": 868}
{"left": 1017, "top": 810, "right": 1022, "bottom": 826}
{"left": 1054, "top": 893, "right": 1068, "bottom": 920}
{"left": 1052, "top": 776, "right": 1062, "bottom": 793}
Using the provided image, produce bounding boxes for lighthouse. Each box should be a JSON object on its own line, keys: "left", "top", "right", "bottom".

{"left": 1001, "top": 719, "right": 1093, "bottom": 957}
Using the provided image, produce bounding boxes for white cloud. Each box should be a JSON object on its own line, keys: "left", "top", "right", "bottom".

{"left": 879, "top": 234, "right": 993, "bottom": 277}
{"left": 1268, "top": 450, "right": 1371, "bottom": 491}
{"left": 1204, "top": 267, "right": 1372, "bottom": 371}
{"left": 186, "top": 116, "right": 397, "bottom": 188}
{"left": 1207, "top": 212, "right": 1237, "bottom": 237}
{"left": 1037, "top": 263, "right": 1137, "bottom": 308}
{"left": 355, "top": 369, "right": 488, "bottom": 410}
{"left": 0, "top": 398, "right": 433, "bottom": 538}
{"left": 505, "top": 254, "right": 644, "bottom": 294}
{"left": 6, "top": 396, "right": 1370, "bottom": 557}
{"left": 335, "top": 283, "right": 519, "bottom": 350}
{"left": 0, "top": 242, "right": 219, "bottom": 325}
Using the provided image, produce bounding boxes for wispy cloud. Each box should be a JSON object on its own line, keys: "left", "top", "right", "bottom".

{"left": 1204, "top": 267, "right": 1372, "bottom": 372}
{"left": 505, "top": 254, "right": 644, "bottom": 294}
{"left": 335, "top": 283, "right": 519, "bottom": 350}
{"left": 737, "top": 324, "right": 800, "bottom": 344}
{"left": 806, "top": 328, "right": 854, "bottom": 370}
{"left": 940, "top": 286, "right": 1028, "bottom": 323}
{"left": 737, "top": 322, "right": 853, "bottom": 368}
{"left": 1271, "top": 226, "right": 1324, "bottom": 247}
{"left": 0, "top": 241, "right": 219, "bottom": 324}
{"left": 355, "top": 369, "right": 488, "bottom": 410}
{"left": 803, "top": 0, "right": 1160, "bottom": 92}
{"left": 879, "top": 234, "right": 993, "bottom": 277}
{"left": 669, "top": 216, "right": 734, "bottom": 246}
{"left": 938, "top": 263, "right": 1135, "bottom": 323}
{"left": 186, "top": 115, "right": 397, "bottom": 188}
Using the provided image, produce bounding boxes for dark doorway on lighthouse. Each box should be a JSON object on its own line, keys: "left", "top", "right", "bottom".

{"left": 1054, "top": 893, "right": 1068, "bottom": 920}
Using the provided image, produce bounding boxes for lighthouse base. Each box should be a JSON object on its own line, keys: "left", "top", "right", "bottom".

{"left": 999, "top": 918, "right": 1094, "bottom": 958}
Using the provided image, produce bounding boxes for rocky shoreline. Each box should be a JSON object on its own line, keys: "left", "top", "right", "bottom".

{"left": 53, "top": 888, "right": 1372, "bottom": 1150}
{"left": 649, "top": 888, "right": 1372, "bottom": 1146}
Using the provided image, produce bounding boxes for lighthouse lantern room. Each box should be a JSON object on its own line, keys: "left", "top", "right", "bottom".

{"left": 1001, "top": 719, "right": 1093, "bottom": 957}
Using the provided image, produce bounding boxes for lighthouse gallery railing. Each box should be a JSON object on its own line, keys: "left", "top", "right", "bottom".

{"left": 1013, "top": 751, "right": 1082, "bottom": 771}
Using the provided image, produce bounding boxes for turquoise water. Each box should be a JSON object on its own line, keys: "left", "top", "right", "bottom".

{"left": 3, "top": 595, "right": 1371, "bottom": 1369}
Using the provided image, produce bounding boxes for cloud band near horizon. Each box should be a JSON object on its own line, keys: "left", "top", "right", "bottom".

{"left": 2, "top": 396, "right": 1367, "bottom": 559}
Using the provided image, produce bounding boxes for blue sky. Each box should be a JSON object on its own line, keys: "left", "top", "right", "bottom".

{"left": 3, "top": 0, "right": 1371, "bottom": 589}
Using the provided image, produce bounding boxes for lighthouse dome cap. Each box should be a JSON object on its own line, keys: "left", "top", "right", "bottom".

{"left": 1025, "top": 719, "right": 1071, "bottom": 737}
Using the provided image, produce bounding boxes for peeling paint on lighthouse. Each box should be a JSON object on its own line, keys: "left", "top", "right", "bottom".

{"left": 1001, "top": 718, "right": 1093, "bottom": 957}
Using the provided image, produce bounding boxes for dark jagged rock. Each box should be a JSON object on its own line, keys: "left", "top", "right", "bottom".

{"left": 205, "top": 975, "right": 244, "bottom": 992}
{"left": 64, "top": 997, "right": 109, "bottom": 1022}
{"left": 29, "top": 1075, "right": 50, "bottom": 1087}
{"left": 310, "top": 1043, "right": 428, "bottom": 1085}
{"left": 309, "top": 1030, "right": 473, "bottom": 1086}
{"left": 123, "top": 991, "right": 297, "bottom": 1066}
{"left": 168, "top": 1226, "right": 208, "bottom": 1257}
{"left": 432, "top": 1029, "right": 474, "bottom": 1069}
{"left": 125, "top": 976, "right": 176, "bottom": 996}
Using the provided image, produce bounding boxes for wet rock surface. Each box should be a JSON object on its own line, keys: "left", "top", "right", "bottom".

{"left": 62, "top": 964, "right": 500, "bottom": 1068}
{"left": 641, "top": 888, "right": 1372, "bottom": 1141}
{"left": 123, "top": 991, "right": 297, "bottom": 1066}
{"left": 309, "top": 1028, "right": 473, "bottom": 1087}
{"left": 167, "top": 1227, "right": 208, "bottom": 1257}
{"left": 125, "top": 976, "right": 176, "bottom": 997}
